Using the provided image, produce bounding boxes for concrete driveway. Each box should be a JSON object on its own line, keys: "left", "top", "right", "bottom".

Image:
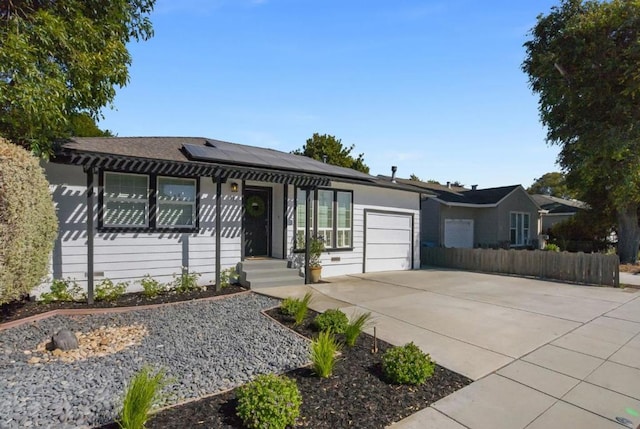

{"left": 259, "top": 269, "right": 640, "bottom": 429}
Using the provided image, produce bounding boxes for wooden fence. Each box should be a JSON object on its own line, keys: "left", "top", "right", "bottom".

{"left": 422, "top": 248, "right": 620, "bottom": 287}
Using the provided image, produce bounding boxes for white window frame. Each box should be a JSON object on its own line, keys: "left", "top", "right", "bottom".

{"left": 103, "top": 172, "right": 149, "bottom": 228}
{"left": 510, "top": 212, "right": 530, "bottom": 247}
{"left": 335, "top": 191, "right": 352, "bottom": 249}
{"left": 156, "top": 176, "right": 197, "bottom": 228}
{"left": 317, "top": 190, "right": 334, "bottom": 248}
{"left": 295, "top": 188, "right": 353, "bottom": 250}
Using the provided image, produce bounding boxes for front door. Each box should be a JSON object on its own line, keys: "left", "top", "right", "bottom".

{"left": 244, "top": 187, "right": 271, "bottom": 257}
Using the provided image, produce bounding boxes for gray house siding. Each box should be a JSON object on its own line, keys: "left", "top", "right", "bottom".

{"left": 421, "top": 198, "right": 441, "bottom": 245}
{"left": 496, "top": 189, "right": 540, "bottom": 245}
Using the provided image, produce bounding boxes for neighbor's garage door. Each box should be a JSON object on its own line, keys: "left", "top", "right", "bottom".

{"left": 365, "top": 211, "right": 413, "bottom": 273}
{"left": 444, "top": 219, "right": 474, "bottom": 248}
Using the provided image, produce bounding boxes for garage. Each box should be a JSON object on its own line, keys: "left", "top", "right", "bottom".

{"left": 444, "top": 218, "right": 474, "bottom": 248}
{"left": 365, "top": 210, "right": 413, "bottom": 272}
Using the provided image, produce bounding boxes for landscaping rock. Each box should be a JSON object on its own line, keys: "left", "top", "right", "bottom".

{"left": 52, "top": 329, "right": 78, "bottom": 351}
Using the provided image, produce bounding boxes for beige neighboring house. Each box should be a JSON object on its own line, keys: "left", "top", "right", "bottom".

{"left": 383, "top": 179, "right": 543, "bottom": 249}
{"left": 531, "top": 194, "right": 586, "bottom": 233}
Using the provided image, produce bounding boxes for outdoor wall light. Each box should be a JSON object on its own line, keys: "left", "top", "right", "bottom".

{"left": 230, "top": 182, "right": 239, "bottom": 192}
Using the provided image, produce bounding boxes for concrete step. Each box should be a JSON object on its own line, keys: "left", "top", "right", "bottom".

{"left": 238, "top": 259, "right": 304, "bottom": 289}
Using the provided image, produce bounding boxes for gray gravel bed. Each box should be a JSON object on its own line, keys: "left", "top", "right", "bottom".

{"left": 0, "top": 293, "right": 309, "bottom": 429}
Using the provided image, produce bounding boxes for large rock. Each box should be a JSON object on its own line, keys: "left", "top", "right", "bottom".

{"left": 51, "top": 329, "right": 79, "bottom": 351}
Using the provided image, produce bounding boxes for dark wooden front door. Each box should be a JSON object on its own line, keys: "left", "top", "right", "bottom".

{"left": 244, "top": 187, "right": 271, "bottom": 257}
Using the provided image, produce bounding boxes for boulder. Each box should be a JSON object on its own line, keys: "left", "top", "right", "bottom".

{"left": 52, "top": 329, "right": 79, "bottom": 351}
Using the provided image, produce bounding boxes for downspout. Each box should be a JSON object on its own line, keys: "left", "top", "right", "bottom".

{"left": 304, "top": 188, "right": 313, "bottom": 284}
{"left": 85, "top": 167, "right": 95, "bottom": 304}
{"left": 215, "top": 177, "right": 223, "bottom": 291}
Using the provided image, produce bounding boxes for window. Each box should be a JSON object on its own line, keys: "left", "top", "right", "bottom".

{"left": 103, "top": 173, "right": 149, "bottom": 227}
{"left": 510, "top": 212, "right": 530, "bottom": 246}
{"left": 157, "top": 177, "right": 196, "bottom": 227}
{"left": 295, "top": 188, "right": 353, "bottom": 250}
{"left": 101, "top": 172, "right": 198, "bottom": 230}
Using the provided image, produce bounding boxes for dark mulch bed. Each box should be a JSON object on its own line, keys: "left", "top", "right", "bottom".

{"left": 0, "top": 285, "right": 246, "bottom": 324}
{"left": 134, "top": 308, "right": 472, "bottom": 429}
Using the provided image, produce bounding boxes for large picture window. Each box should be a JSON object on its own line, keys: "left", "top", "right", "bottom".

{"left": 510, "top": 212, "right": 530, "bottom": 246}
{"left": 295, "top": 188, "right": 353, "bottom": 250}
{"left": 103, "top": 173, "right": 149, "bottom": 227}
{"left": 101, "top": 171, "right": 198, "bottom": 231}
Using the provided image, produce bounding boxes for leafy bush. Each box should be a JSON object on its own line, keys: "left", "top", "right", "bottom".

{"left": 344, "top": 312, "right": 372, "bottom": 347}
{"left": 172, "top": 268, "right": 201, "bottom": 293}
{"left": 280, "top": 297, "right": 298, "bottom": 317}
{"left": 95, "top": 279, "right": 128, "bottom": 302}
{"left": 40, "top": 278, "right": 85, "bottom": 303}
{"left": 313, "top": 308, "right": 348, "bottom": 334}
{"left": 219, "top": 267, "right": 238, "bottom": 288}
{"left": 236, "top": 373, "right": 301, "bottom": 429}
{"left": 117, "top": 366, "right": 167, "bottom": 429}
{"left": 311, "top": 330, "right": 340, "bottom": 378}
{"left": 138, "top": 275, "right": 165, "bottom": 299}
{"left": 382, "top": 342, "right": 435, "bottom": 385}
{"left": 543, "top": 243, "right": 560, "bottom": 252}
{"left": 0, "top": 138, "right": 58, "bottom": 304}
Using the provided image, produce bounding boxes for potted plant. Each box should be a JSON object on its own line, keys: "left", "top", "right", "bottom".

{"left": 308, "top": 235, "right": 325, "bottom": 283}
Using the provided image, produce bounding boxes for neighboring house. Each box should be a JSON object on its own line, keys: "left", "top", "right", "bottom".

{"left": 381, "top": 178, "right": 542, "bottom": 249}
{"left": 41, "top": 137, "right": 421, "bottom": 295}
{"left": 531, "top": 194, "right": 586, "bottom": 233}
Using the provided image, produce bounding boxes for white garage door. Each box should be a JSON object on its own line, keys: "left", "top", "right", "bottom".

{"left": 444, "top": 219, "right": 474, "bottom": 248}
{"left": 365, "top": 211, "right": 413, "bottom": 273}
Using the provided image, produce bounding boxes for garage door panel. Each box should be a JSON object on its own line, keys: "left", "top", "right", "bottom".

{"left": 444, "top": 219, "right": 473, "bottom": 248}
{"left": 366, "top": 228, "right": 411, "bottom": 244}
{"left": 365, "top": 211, "right": 413, "bottom": 273}
{"left": 366, "top": 213, "right": 412, "bottom": 230}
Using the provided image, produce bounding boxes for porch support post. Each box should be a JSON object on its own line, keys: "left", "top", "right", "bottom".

{"left": 215, "top": 177, "right": 222, "bottom": 291}
{"left": 282, "top": 184, "right": 288, "bottom": 259}
{"left": 304, "top": 188, "right": 312, "bottom": 284}
{"left": 85, "top": 167, "right": 95, "bottom": 304}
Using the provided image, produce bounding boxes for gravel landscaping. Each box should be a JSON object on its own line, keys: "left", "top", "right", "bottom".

{"left": 0, "top": 293, "right": 310, "bottom": 429}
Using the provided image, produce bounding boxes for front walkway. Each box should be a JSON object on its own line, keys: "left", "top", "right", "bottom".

{"left": 259, "top": 269, "right": 640, "bottom": 429}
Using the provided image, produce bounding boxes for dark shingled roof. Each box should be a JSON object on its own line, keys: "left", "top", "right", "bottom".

{"left": 531, "top": 194, "right": 586, "bottom": 214}
{"left": 59, "top": 136, "right": 422, "bottom": 193}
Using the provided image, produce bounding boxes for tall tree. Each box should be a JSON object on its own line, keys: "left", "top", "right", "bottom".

{"left": 527, "top": 172, "right": 576, "bottom": 198}
{"left": 523, "top": 0, "right": 640, "bottom": 263}
{"left": 292, "top": 133, "right": 370, "bottom": 173}
{"left": 68, "top": 113, "right": 114, "bottom": 137}
{"left": 0, "top": 0, "right": 155, "bottom": 157}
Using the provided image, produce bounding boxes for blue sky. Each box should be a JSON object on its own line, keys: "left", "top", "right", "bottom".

{"left": 101, "top": 0, "right": 561, "bottom": 188}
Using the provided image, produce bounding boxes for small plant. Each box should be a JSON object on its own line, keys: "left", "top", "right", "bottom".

{"left": 172, "top": 268, "right": 201, "bottom": 293}
{"left": 95, "top": 279, "right": 128, "bottom": 302}
{"left": 40, "top": 278, "right": 85, "bottom": 303}
{"left": 344, "top": 312, "right": 372, "bottom": 347}
{"left": 382, "top": 342, "right": 435, "bottom": 385}
{"left": 313, "top": 308, "right": 348, "bottom": 333}
{"left": 219, "top": 267, "right": 239, "bottom": 288}
{"left": 281, "top": 292, "right": 313, "bottom": 326}
{"left": 236, "top": 373, "right": 301, "bottom": 429}
{"left": 544, "top": 243, "right": 560, "bottom": 252}
{"left": 308, "top": 235, "right": 325, "bottom": 268}
{"left": 138, "top": 275, "right": 166, "bottom": 299}
{"left": 117, "top": 366, "right": 167, "bottom": 429}
{"left": 280, "top": 297, "right": 299, "bottom": 317}
{"left": 311, "top": 330, "right": 340, "bottom": 378}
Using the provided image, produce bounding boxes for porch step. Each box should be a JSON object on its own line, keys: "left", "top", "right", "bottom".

{"left": 238, "top": 259, "right": 304, "bottom": 289}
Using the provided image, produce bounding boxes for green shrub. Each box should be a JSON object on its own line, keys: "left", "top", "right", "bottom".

{"left": 544, "top": 243, "right": 560, "bottom": 252}
{"left": 171, "top": 268, "right": 201, "bottom": 293}
{"left": 280, "top": 297, "right": 298, "bottom": 317}
{"left": 311, "top": 330, "right": 340, "bottom": 378}
{"left": 138, "top": 275, "right": 165, "bottom": 299}
{"left": 382, "top": 342, "right": 435, "bottom": 385}
{"left": 344, "top": 312, "right": 372, "bottom": 347}
{"left": 313, "top": 308, "right": 348, "bottom": 333}
{"left": 39, "top": 278, "right": 85, "bottom": 303}
{"left": 280, "top": 292, "right": 313, "bottom": 326}
{"left": 0, "top": 138, "right": 58, "bottom": 304}
{"left": 95, "top": 279, "right": 128, "bottom": 302}
{"left": 236, "top": 373, "right": 301, "bottom": 429}
{"left": 117, "top": 366, "right": 167, "bottom": 429}
{"left": 219, "top": 267, "right": 238, "bottom": 288}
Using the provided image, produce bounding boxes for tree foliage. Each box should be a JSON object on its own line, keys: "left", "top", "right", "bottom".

{"left": 292, "top": 133, "right": 370, "bottom": 173}
{"left": 523, "top": 0, "right": 640, "bottom": 263}
{"left": 0, "top": 138, "right": 58, "bottom": 304}
{"left": 527, "top": 172, "right": 576, "bottom": 198}
{"left": 68, "top": 113, "right": 114, "bottom": 138}
{"left": 0, "top": 0, "right": 155, "bottom": 157}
